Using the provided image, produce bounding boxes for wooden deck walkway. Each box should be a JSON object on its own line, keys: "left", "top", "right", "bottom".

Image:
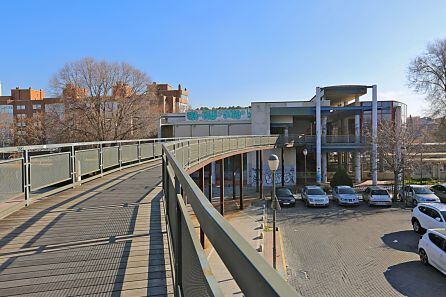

{"left": 0, "top": 161, "right": 173, "bottom": 297}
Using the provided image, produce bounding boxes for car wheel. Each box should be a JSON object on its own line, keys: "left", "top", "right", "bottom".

{"left": 419, "top": 249, "right": 429, "bottom": 265}
{"left": 412, "top": 199, "right": 418, "bottom": 207}
{"left": 412, "top": 219, "right": 423, "bottom": 234}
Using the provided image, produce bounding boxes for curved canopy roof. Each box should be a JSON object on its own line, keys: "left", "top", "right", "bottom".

{"left": 321, "top": 85, "right": 370, "bottom": 105}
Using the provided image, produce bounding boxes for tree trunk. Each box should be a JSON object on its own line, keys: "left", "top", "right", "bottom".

{"left": 393, "top": 171, "right": 399, "bottom": 202}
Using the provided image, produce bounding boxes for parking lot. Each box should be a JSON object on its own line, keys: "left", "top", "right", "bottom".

{"left": 278, "top": 199, "right": 446, "bottom": 297}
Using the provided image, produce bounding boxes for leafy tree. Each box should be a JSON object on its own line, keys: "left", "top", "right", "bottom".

{"left": 330, "top": 167, "right": 353, "bottom": 188}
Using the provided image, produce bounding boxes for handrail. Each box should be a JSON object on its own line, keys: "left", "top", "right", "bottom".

{"left": 0, "top": 137, "right": 182, "bottom": 216}
{"left": 162, "top": 135, "right": 299, "bottom": 296}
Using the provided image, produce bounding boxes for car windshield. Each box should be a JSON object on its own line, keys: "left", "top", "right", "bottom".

{"left": 339, "top": 188, "right": 356, "bottom": 194}
{"left": 276, "top": 188, "right": 292, "bottom": 196}
{"left": 371, "top": 189, "right": 388, "bottom": 195}
{"left": 307, "top": 188, "right": 325, "bottom": 195}
{"left": 413, "top": 187, "right": 433, "bottom": 194}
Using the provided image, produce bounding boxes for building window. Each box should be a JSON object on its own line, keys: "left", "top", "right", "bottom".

{"left": 16, "top": 122, "right": 26, "bottom": 127}
{"left": 16, "top": 105, "right": 26, "bottom": 110}
{"left": 33, "top": 104, "right": 42, "bottom": 109}
{"left": 16, "top": 114, "right": 26, "bottom": 119}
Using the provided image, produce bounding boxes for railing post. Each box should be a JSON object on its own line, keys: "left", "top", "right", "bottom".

{"left": 118, "top": 142, "right": 122, "bottom": 169}
{"left": 138, "top": 140, "right": 141, "bottom": 162}
{"left": 71, "top": 145, "right": 76, "bottom": 187}
{"left": 23, "top": 149, "right": 30, "bottom": 206}
{"left": 99, "top": 143, "right": 104, "bottom": 176}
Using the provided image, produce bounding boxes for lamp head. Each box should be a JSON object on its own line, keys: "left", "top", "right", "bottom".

{"left": 268, "top": 154, "right": 279, "bottom": 171}
{"left": 303, "top": 148, "right": 308, "bottom": 156}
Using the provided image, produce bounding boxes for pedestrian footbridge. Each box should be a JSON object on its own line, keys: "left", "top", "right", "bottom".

{"left": 0, "top": 137, "right": 298, "bottom": 296}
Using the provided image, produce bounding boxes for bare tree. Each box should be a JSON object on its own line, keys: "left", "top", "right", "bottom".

{"left": 408, "top": 38, "right": 446, "bottom": 120}
{"left": 0, "top": 113, "right": 14, "bottom": 147}
{"left": 50, "top": 57, "right": 160, "bottom": 142}
{"left": 368, "top": 120, "right": 422, "bottom": 200}
{"left": 14, "top": 113, "right": 48, "bottom": 146}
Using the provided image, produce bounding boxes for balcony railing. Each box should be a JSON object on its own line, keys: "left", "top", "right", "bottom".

{"left": 279, "top": 134, "right": 368, "bottom": 146}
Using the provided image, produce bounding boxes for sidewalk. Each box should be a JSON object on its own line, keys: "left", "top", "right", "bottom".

{"left": 194, "top": 188, "right": 288, "bottom": 296}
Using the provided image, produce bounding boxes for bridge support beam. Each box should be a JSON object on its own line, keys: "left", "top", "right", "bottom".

{"left": 259, "top": 150, "right": 264, "bottom": 199}
{"left": 208, "top": 163, "right": 212, "bottom": 201}
{"left": 281, "top": 147, "right": 285, "bottom": 187}
{"left": 240, "top": 153, "right": 244, "bottom": 210}
{"left": 255, "top": 151, "right": 259, "bottom": 192}
{"left": 232, "top": 156, "right": 236, "bottom": 199}
{"left": 220, "top": 158, "right": 225, "bottom": 215}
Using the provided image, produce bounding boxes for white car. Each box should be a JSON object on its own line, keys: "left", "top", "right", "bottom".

{"left": 301, "top": 185, "right": 329, "bottom": 207}
{"left": 411, "top": 203, "right": 446, "bottom": 234}
{"left": 418, "top": 229, "right": 446, "bottom": 275}
{"left": 362, "top": 186, "right": 392, "bottom": 206}
{"left": 332, "top": 186, "right": 360, "bottom": 206}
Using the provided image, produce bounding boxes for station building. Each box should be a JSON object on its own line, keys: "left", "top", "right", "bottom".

{"left": 159, "top": 85, "right": 407, "bottom": 187}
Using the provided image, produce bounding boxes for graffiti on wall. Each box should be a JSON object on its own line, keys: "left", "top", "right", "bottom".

{"left": 248, "top": 166, "right": 295, "bottom": 186}
{"left": 186, "top": 108, "right": 251, "bottom": 121}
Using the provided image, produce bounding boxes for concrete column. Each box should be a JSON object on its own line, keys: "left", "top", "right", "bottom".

{"left": 354, "top": 153, "right": 361, "bottom": 183}
{"left": 371, "top": 85, "right": 378, "bottom": 186}
{"left": 259, "top": 150, "right": 264, "bottom": 199}
{"left": 354, "top": 96, "right": 361, "bottom": 183}
{"left": 316, "top": 87, "right": 322, "bottom": 183}
{"left": 208, "top": 163, "right": 212, "bottom": 201}
{"left": 240, "top": 153, "right": 244, "bottom": 210}
{"left": 281, "top": 147, "right": 285, "bottom": 187}
{"left": 322, "top": 116, "right": 327, "bottom": 143}
{"left": 220, "top": 159, "right": 225, "bottom": 215}
{"left": 255, "top": 151, "right": 259, "bottom": 192}
{"left": 322, "top": 116, "right": 328, "bottom": 183}
{"left": 322, "top": 152, "right": 327, "bottom": 183}
{"left": 232, "top": 155, "right": 236, "bottom": 199}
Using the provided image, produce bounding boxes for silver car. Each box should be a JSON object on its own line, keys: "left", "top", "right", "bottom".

{"left": 363, "top": 186, "right": 392, "bottom": 206}
{"left": 301, "top": 185, "right": 330, "bottom": 207}
{"left": 398, "top": 185, "right": 440, "bottom": 207}
{"left": 332, "top": 186, "right": 360, "bottom": 206}
{"left": 430, "top": 184, "right": 446, "bottom": 203}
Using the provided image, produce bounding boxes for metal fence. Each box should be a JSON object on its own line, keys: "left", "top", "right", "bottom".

{"left": 279, "top": 134, "right": 368, "bottom": 145}
{"left": 162, "top": 135, "right": 299, "bottom": 297}
{"left": 0, "top": 138, "right": 176, "bottom": 206}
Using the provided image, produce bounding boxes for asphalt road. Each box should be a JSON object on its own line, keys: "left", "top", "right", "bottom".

{"left": 278, "top": 200, "right": 446, "bottom": 297}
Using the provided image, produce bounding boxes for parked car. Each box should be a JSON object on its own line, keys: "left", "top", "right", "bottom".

{"left": 301, "top": 185, "right": 329, "bottom": 207}
{"left": 398, "top": 185, "right": 440, "bottom": 207}
{"left": 332, "top": 186, "right": 360, "bottom": 206}
{"left": 411, "top": 203, "right": 446, "bottom": 234}
{"left": 418, "top": 229, "right": 446, "bottom": 275}
{"left": 362, "top": 186, "right": 392, "bottom": 206}
{"left": 275, "top": 187, "right": 296, "bottom": 207}
{"left": 430, "top": 184, "right": 446, "bottom": 203}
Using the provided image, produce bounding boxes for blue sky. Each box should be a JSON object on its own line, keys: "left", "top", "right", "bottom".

{"left": 1, "top": 0, "right": 445, "bottom": 116}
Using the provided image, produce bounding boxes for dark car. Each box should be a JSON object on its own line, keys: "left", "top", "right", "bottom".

{"left": 430, "top": 184, "right": 446, "bottom": 203}
{"left": 275, "top": 187, "right": 296, "bottom": 206}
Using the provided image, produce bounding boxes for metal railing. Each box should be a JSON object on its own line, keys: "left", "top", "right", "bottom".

{"left": 279, "top": 134, "right": 368, "bottom": 145}
{"left": 162, "top": 135, "right": 299, "bottom": 296}
{"left": 0, "top": 138, "right": 180, "bottom": 211}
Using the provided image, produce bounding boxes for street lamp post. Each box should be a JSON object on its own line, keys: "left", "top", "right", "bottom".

{"left": 268, "top": 154, "right": 280, "bottom": 270}
{"left": 303, "top": 148, "right": 308, "bottom": 185}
